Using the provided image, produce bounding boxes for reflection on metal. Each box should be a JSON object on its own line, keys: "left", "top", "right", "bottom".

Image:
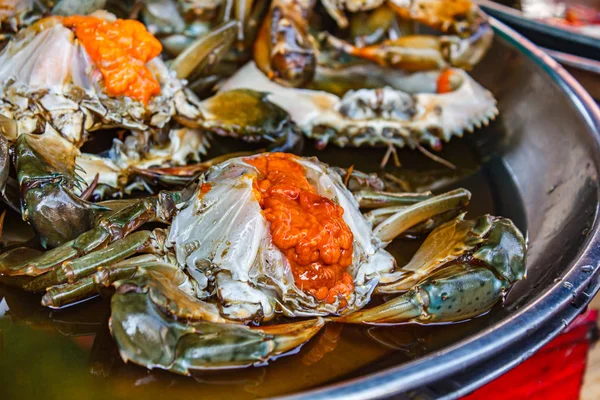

{"left": 542, "top": 47, "right": 600, "bottom": 74}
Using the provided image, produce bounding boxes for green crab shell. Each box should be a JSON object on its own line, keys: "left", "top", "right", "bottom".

{"left": 221, "top": 62, "right": 498, "bottom": 150}
{"left": 167, "top": 155, "right": 395, "bottom": 321}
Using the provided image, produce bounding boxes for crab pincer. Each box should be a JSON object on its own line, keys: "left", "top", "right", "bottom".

{"left": 338, "top": 215, "right": 526, "bottom": 324}
{"left": 109, "top": 269, "right": 325, "bottom": 374}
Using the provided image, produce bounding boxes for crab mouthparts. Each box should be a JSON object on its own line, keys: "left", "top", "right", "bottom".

{"left": 246, "top": 153, "right": 355, "bottom": 306}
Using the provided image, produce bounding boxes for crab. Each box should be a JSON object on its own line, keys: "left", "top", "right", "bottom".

{"left": 0, "top": 11, "right": 302, "bottom": 247}
{"left": 0, "top": 153, "right": 525, "bottom": 374}
{"left": 221, "top": 61, "right": 498, "bottom": 167}
{"left": 253, "top": 0, "right": 494, "bottom": 88}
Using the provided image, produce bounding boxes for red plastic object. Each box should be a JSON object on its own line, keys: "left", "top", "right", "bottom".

{"left": 463, "top": 310, "right": 598, "bottom": 400}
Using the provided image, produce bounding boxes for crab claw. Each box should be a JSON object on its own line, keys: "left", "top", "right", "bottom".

{"left": 325, "top": 0, "right": 494, "bottom": 71}
{"left": 326, "top": 26, "right": 493, "bottom": 72}
{"left": 388, "top": 0, "right": 485, "bottom": 37}
{"left": 15, "top": 131, "right": 110, "bottom": 248}
{"left": 253, "top": 0, "right": 317, "bottom": 87}
{"left": 110, "top": 269, "right": 325, "bottom": 374}
{"left": 170, "top": 20, "right": 239, "bottom": 80}
{"left": 197, "top": 89, "right": 304, "bottom": 153}
{"left": 337, "top": 215, "right": 526, "bottom": 324}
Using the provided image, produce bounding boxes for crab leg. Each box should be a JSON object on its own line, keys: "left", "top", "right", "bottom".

{"left": 326, "top": 26, "right": 491, "bottom": 72}
{"left": 253, "top": 0, "right": 317, "bottom": 87}
{"left": 197, "top": 89, "right": 304, "bottom": 153}
{"left": 132, "top": 150, "right": 262, "bottom": 187}
{"left": 364, "top": 206, "right": 407, "bottom": 225}
{"left": 337, "top": 264, "right": 507, "bottom": 324}
{"left": 41, "top": 255, "right": 150, "bottom": 309}
{"left": 0, "top": 118, "right": 11, "bottom": 201}
{"left": 327, "top": 34, "right": 450, "bottom": 71}
{"left": 0, "top": 192, "right": 182, "bottom": 287}
{"left": 42, "top": 254, "right": 224, "bottom": 322}
{"left": 110, "top": 269, "right": 324, "bottom": 374}
{"left": 376, "top": 214, "right": 491, "bottom": 290}
{"left": 373, "top": 188, "right": 470, "bottom": 242}
{"left": 241, "top": 0, "right": 269, "bottom": 50}
{"left": 338, "top": 215, "right": 526, "bottom": 324}
{"left": 170, "top": 21, "right": 239, "bottom": 80}
{"left": 57, "top": 230, "right": 159, "bottom": 284}
{"left": 354, "top": 190, "right": 432, "bottom": 208}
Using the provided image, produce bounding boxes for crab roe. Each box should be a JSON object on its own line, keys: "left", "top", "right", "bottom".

{"left": 246, "top": 153, "right": 355, "bottom": 306}
{"left": 62, "top": 16, "right": 162, "bottom": 104}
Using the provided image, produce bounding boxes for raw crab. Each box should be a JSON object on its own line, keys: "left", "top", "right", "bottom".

{"left": 254, "top": 0, "right": 493, "bottom": 87}
{"left": 221, "top": 62, "right": 498, "bottom": 166}
{"left": 0, "top": 153, "right": 525, "bottom": 374}
{"left": 0, "top": 12, "right": 300, "bottom": 246}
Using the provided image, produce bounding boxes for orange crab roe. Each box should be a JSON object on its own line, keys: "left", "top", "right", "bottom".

{"left": 436, "top": 69, "right": 457, "bottom": 94}
{"left": 245, "top": 153, "right": 355, "bottom": 305}
{"left": 62, "top": 16, "right": 162, "bottom": 104}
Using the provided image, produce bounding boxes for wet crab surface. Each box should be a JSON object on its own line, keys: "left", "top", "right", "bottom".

{"left": 0, "top": 131, "right": 527, "bottom": 399}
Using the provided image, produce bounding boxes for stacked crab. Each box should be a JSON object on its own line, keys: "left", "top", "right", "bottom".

{"left": 0, "top": 0, "right": 524, "bottom": 375}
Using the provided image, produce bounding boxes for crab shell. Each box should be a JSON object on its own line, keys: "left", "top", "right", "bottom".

{"left": 0, "top": 13, "right": 208, "bottom": 188}
{"left": 221, "top": 62, "right": 498, "bottom": 151}
{"left": 167, "top": 155, "right": 395, "bottom": 321}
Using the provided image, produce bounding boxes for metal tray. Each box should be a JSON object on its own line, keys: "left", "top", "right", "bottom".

{"left": 280, "top": 17, "right": 600, "bottom": 400}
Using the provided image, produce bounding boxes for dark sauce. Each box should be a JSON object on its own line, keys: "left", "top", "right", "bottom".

{"left": 0, "top": 121, "right": 527, "bottom": 399}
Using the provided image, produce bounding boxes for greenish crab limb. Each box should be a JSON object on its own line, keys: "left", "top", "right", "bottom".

{"left": 57, "top": 230, "right": 159, "bottom": 284}
{"left": 376, "top": 214, "right": 493, "bottom": 291}
{"left": 196, "top": 89, "right": 304, "bottom": 154}
{"left": 109, "top": 270, "right": 324, "bottom": 374}
{"left": 353, "top": 190, "right": 433, "bottom": 209}
{"left": 131, "top": 150, "right": 263, "bottom": 188}
{"left": 373, "top": 188, "right": 471, "bottom": 243}
{"left": 377, "top": 215, "right": 526, "bottom": 294}
{"left": 42, "top": 255, "right": 214, "bottom": 312}
{"left": 336, "top": 215, "right": 526, "bottom": 325}
{"left": 170, "top": 20, "right": 239, "bottom": 80}
{"left": 15, "top": 132, "right": 109, "bottom": 248}
{"left": 0, "top": 192, "right": 182, "bottom": 285}
{"left": 336, "top": 264, "right": 509, "bottom": 324}
{"left": 0, "top": 118, "right": 12, "bottom": 199}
